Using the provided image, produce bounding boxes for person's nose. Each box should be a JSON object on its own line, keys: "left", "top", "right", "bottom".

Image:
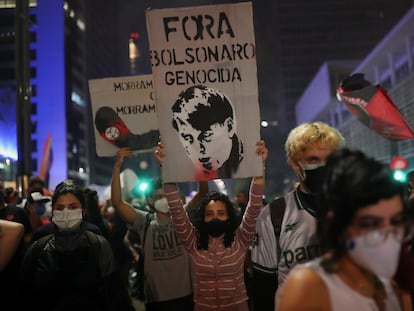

{"left": 198, "top": 141, "right": 206, "bottom": 154}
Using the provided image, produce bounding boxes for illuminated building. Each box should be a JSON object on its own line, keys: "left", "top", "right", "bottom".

{"left": 0, "top": 0, "right": 90, "bottom": 190}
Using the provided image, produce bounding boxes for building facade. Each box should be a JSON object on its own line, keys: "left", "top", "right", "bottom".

{"left": 297, "top": 6, "right": 414, "bottom": 171}
{"left": 0, "top": 0, "right": 91, "bottom": 190}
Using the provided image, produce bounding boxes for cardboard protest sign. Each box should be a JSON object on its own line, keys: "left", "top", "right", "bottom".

{"left": 146, "top": 2, "right": 262, "bottom": 182}
{"left": 88, "top": 75, "right": 160, "bottom": 157}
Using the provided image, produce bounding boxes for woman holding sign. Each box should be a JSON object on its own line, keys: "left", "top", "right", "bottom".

{"left": 155, "top": 139, "right": 267, "bottom": 311}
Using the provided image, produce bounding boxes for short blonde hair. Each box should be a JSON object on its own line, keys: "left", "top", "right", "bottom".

{"left": 285, "top": 122, "right": 344, "bottom": 162}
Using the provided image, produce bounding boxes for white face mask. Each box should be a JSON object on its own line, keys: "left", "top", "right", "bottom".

{"left": 154, "top": 197, "right": 169, "bottom": 214}
{"left": 52, "top": 208, "right": 83, "bottom": 231}
{"left": 346, "top": 229, "right": 402, "bottom": 279}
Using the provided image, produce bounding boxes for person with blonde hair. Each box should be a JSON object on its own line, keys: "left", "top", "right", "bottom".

{"left": 249, "top": 121, "right": 345, "bottom": 311}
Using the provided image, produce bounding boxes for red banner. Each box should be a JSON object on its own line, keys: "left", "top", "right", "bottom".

{"left": 337, "top": 73, "right": 414, "bottom": 141}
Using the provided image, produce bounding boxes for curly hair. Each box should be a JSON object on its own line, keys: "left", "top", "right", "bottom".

{"left": 195, "top": 191, "right": 238, "bottom": 250}
{"left": 285, "top": 122, "right": 344, "bottom": 162}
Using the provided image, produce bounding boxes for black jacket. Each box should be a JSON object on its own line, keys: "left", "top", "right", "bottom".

{"left": 20, "top": 224, "right": 117, "bottom": 311}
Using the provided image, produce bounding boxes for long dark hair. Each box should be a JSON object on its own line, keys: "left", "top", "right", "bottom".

{"left": 83, "top": 188, "right": 110, "bottom": 240}
{"left": 195, "top": 191, "right": 238, "bottom": 250}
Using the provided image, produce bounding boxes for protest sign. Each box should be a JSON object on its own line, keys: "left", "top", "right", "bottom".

{"left": 146, "top": 2, "right": 262, "bottom": 182}
{"left": 89, "top": 75, "right": 159, "bottom": 157}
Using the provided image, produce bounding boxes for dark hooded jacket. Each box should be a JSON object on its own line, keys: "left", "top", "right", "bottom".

{"left": 20, "top": 223, "right": 117, "bottom": 311}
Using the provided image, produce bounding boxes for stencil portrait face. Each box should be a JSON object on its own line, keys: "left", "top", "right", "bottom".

{"left": 172, "top": 86, "right": 237, "bottom": 175}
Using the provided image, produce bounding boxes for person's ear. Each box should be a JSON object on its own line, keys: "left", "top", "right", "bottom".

{"left": 226, "top": 118, "right": 235, "bottom": 137}
{"left": 289, "top": 158, "right": 304, "bottom": 180}
{"left": 289, "top": 158, "right": 300, "bottom": 172}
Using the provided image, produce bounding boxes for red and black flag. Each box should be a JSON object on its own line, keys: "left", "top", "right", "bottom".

{"left": 337, "top": 73, "right": 414, "bottom": 140}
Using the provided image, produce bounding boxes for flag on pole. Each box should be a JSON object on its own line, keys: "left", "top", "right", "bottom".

{"left": 337, "top": 73, "right": 414, "bottom": 141}
{"left": 39, "top": 133, "right": 53, "bottom": 188}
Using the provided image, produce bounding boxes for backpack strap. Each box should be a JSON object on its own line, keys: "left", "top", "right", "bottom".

{"left": 269, "top": 197, "right": 286, "bottom": 263}
{"left": 133, "top": 212, "right": 154, "bottom": 301}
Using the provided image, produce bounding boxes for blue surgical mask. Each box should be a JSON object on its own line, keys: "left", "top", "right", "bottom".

{"left": 35, "top": 204, "right": 46, "bottom": 215}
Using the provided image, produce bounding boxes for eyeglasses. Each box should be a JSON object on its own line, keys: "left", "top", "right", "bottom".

{"left": 354, "top": 225, "right": 413, "bottom": 246}
{"left": 359, "top": 226, "right": 404, "bottom": 246}
{"left": 352, "top": 211, "right": 414, "bottom": 242}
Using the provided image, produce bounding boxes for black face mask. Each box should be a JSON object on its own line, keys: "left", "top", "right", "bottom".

{"left": 302, "top": 163, "right": 326, "bottom": 194}
{"left": 205, "top": 218, "right": 228, "bottom": 237}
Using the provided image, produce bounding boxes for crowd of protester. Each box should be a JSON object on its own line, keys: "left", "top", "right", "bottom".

{"left": 0, "top": 121, "right": 413, "bottom": 311}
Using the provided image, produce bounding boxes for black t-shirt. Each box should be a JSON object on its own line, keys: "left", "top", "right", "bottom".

{"left": 21, "top": 228, "right": 114, "bottom": 310}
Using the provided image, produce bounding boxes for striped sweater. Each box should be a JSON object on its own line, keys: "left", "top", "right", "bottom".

{"left": 164, "top": 181, "right": 264, "bottom": 311}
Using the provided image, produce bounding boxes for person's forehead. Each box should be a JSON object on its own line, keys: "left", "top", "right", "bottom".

{"left": 175, "top": 118, "right": 227, "bottom": 135}
{"left": 174, "top": 115, "right": 201, "bottom": 130}
{"left": 353, "top": 195, "right": 403, "bottom": 220}
{"left": 54, "top": 193, "right": 81, "bottom": 205}
{"left": 206, "top": 200, "right": 227, "bottom": 210}
{"left": 175, "top": 118, "right": 199, "bottom": 130}
{"left": 179, "top": 97, "right": 206, "bottom": 112}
